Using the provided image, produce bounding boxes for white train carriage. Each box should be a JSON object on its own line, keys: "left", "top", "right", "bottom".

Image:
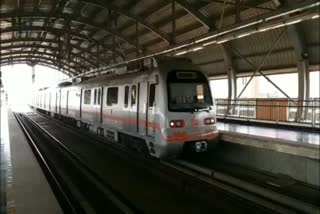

{"left": 32, "top": 57, "right": 219, "bottom": 158}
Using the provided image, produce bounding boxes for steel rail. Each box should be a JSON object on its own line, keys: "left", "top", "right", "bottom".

{"left": 166, "top": 160, "right": 320, "bottom": 214}
{"left": 22, "top": 112, "right": 139, "bottom": 214}
{"left": 13, "top": 112, "right": 79, "bottom": 214}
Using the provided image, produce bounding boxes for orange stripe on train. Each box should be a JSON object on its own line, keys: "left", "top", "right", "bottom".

{"left": 164, "top": 131, "right": 218, "bottom": 142}
{"left": 81, "top": 110, "right": 218, "bottom": 143}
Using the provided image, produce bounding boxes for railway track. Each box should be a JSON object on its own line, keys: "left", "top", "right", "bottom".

{"left": 15, "top": 110, "right": 320, "bottom": 214}
{"left": 14, "top": 112, "right": 140, "bottom": 214}
{"left": 163, "top": 160, "right": 320, "bottom": 214}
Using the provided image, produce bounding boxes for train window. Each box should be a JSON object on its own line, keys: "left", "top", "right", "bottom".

{"left": 131, "top": 85, "right": 136, "bottom": 106}
{"left": 94, "top": 89, "right": 97, "bottom": 105}
{"left": 124, "top": 86, "right": 129, "bottom": 108}
{"left": 97, "top": 89, "right": 101, "bottom": 105}
{"left": 149, "top": 84, "right": 156, "bottom": 107}
{"left": 107, "top": 87, "right": 118, "bottom": 106}
{"left": 84, "top": 89, "right": 91, "bottom": 104}
{"left": 196, "top": 84, "right": 205, "bottom": 102}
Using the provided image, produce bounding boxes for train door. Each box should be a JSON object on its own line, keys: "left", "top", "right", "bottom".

{"left": 129, "top": 84, "right": 138, "bottom": 132}
{"left": 139, "top": 83, "right": 148, "bottom": 135}
{"left": 57, "top": 90, "right": 61, "bottom": 115}
{"left": 94, "top": 88, "right": 102, "bottom": 124}
{"left": 40, "top": 93, "right": 42, "bottom": 108}
{"left": 80, "top": 89, "right": 83, "bottom": 119}
{"left": 66, "top": 90, "right": 69, "bottom": 115}
{"left": 82, "top": 88, "right": 93, "bottom": 123}
{"left": 147, "top": 83, "right": 157, "bottom": 137}
{"left": 123, "top": 86, "right": 130, "bottom": 131}
{"left": 44, "top": 94, "right": 46, "bottom": 109}
{"left": 55, "top": 91, "right": 58, "bottom": 113}
{"left": 49, "top": 92, "right": 51, "bottom": 112}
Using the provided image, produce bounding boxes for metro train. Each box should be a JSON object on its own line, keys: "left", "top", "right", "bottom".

{"left": 31, "top": 57, "right": 219, "bottom": 158}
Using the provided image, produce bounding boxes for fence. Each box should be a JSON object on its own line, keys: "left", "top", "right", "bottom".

{"left": 215, "top": 98, "right": 320, "bottom": 127}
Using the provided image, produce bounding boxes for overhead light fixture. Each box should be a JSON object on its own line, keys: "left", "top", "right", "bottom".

{"left": 217, "top": 39, "right": 228, "bottom": 44}
{"left": 192, "top": 46, "right": 204, "bottom": 52}
{"left": 175, "top": 50, "right": 188, "bottom": 56}
{"left": 237, "top": 33, "right": 251, "bottom": 38}
{"left": 203, "top": 40, "right": 217, "bottom": 46}
{"left": 312, "top": 14, "right": 320, "bottom": 19}
{"left": 258, "top": 26, "right": 273, "bottom": 32}
{"left": 286, "top": 19, "right": 302, "bottom": 25}
{"left": 271, "top": 23, "right": 285, "bottom": 29}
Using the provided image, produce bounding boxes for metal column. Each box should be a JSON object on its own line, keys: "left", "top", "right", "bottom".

{"left": 279, "top": 0, "right": 310, "bottom": 121}
{"left": 287, "top": 25, "right": 309, "bottom": 121}
{"left": 296, "top": 59, "right": 309, "bottom": 120}
{"left": 220, "top": 45, "right": 237, "bottom": 115}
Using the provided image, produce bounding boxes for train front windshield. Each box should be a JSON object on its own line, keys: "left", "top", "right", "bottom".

{"left": 167, "top": 71, "right": 213, "bottom": 112}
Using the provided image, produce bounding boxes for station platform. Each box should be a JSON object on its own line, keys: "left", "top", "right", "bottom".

{"left": 216, "top": 121, "right": 319, "bottom": 160}
{"left": 0, "top": 106, "right": 62, "bottom": 214}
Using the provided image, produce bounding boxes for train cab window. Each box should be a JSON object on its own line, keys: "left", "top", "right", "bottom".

{"left": 131, "top": 85, "right": 136, "bottom": 107}
{"left": 97, "top": 89, "right": 101, "bottom": 105}
{"left": 196, "top": 84, "right": 205, "bottom": 102}
{"left": 107, "top": 87, "right": 118, "bottom": 106}
{"left": 124, "top": 86, "right": 129, "bottom": 108}
{"left": 84, "top": 89, "right": 91, "bottom": 104}
{"left": 167, "top": 70, "right": 213, "bottom": 112}
{"left": 149, "top": 84, "right": 156, "bottom": 107}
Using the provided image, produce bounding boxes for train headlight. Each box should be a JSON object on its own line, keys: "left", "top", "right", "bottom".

{"left": 204, "top": 118, "right": 215, "bottom": 125}
{"left": 169, "top": 120, "right": 185, "bottom": 128}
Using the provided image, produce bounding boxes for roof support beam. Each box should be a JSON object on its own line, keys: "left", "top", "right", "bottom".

{"left": 0, "top": 27, "right": 123, "bottom": 58}
{"left": 0, "top": 43, "right": 96, "bottom": 69}
{"left": 31, "top": 0, "right": 71, "bottom": 53}
{"left": 81, "top": 0, "right": 172, "bottom": 43}
{"left": 171, "top": 0, "right": 214, "bottom": 29}
{"left": 0, "top": 12, "right": 142, "bottom": 55}
{"left": 207, "top": 0, "right": 276, "bottom": 11}
{"left": 72, "top": 18, "right": 145, "bottom": 52}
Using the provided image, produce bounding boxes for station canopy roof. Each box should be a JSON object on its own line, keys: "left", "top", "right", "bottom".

{"left": 0, "top": 0, "right": 319, "bottom": 77}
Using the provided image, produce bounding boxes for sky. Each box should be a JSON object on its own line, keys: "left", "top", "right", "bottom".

{"left": 1, "top": 64, "right": 68, "bottom": 109}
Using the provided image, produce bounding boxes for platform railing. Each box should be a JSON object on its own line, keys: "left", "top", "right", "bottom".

{"left": 215, "top": 98, "right": 320, "bottom": 127}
